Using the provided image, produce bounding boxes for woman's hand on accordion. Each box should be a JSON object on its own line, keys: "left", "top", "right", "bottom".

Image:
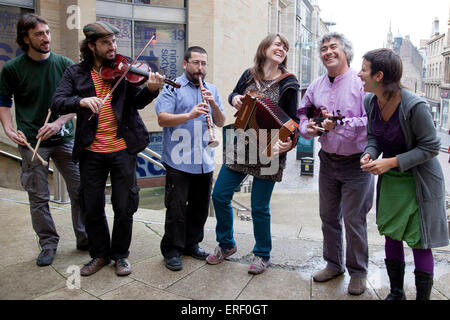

{"left": 232, "top": 95, "right": 245, "bottom": 110}
{"left": 273, "top": 137, "right": 292, "bottom": 156}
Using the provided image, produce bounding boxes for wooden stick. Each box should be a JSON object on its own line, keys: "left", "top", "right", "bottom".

{"left": 32, "top": 109, "right": 52, "bottom": 161}
{"left": 23, "top": 140, "right": 48, "bottom": 167}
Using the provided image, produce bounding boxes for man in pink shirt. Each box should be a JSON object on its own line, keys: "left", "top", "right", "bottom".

{"left": 297, "top": 32, "right": 374, "bottom": 295}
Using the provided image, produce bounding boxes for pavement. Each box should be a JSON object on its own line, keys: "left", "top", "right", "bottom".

{"left": 0, "top": 182, "right": 449, "bottom": 303}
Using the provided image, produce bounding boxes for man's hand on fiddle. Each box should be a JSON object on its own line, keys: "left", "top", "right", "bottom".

{"left": 321, "top": 118, "right": 336, "bottom": 131}
{"left": 80, "top": 97, "right": 103, "bottom": 115}
{"left": 306, "top": 119, "right": 321, "bottom": 137}
{"left": 147, "top": 71, "right": 164, "bottom": 92}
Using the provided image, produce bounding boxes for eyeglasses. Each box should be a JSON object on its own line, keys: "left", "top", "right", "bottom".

{"left": 188, "top": 60, "right": 208, "bottom": 67}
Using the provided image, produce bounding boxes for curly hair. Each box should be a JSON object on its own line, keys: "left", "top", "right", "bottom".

{"left": 16, "top": 14, "right": 48, "bottom": 52}
{"left": 79, "top": 39, "right": 95, "bottom": 69}
{"left": 318, "top": 32, "right": 354, "bottom": 67}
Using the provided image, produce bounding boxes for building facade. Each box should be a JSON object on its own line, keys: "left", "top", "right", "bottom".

{"left": 440, "top": 10, "right": 450, "bottom": 133}
{"left": 392, "top": 34, "right": 424, "bottom": 96}
{"left": 0, "top": 0, "right": 331, "bottom": 183}
{"left": 425, "top": 17, "right": 447, "bottom": 126}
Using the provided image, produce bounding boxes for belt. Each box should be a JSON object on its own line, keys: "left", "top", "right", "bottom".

{"left": 322, "top": 150, "right": 362, "bottom": 161}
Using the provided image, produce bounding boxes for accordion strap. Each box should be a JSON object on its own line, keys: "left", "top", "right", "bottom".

{"left": 254, "top": 72, "right": 294, "bottom": 94}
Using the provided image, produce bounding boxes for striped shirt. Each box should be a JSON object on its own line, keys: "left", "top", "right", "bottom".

{"left": 86, "top": 69, "right": 127, "bottom": 153}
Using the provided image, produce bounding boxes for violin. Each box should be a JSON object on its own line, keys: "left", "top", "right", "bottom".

{"left": 306, "top": 105, "right": 345, "bottom": 135}
{"left": 99, "top": 53, "right": 180, "bottom": 88}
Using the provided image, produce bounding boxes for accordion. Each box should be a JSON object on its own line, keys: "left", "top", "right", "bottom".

{"left": 234, "top": 91, "right": 298, "bottom": 158}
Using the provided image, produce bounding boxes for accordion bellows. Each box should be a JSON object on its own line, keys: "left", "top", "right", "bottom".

{"left": 234, "top": 91, "right": 298, "bottom": 158}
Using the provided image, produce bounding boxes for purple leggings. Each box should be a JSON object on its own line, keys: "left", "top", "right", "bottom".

{"left": 385, "top": 236, "right": 434, "bottom": 274}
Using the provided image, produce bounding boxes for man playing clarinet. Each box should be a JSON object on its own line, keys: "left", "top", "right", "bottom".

{"left": 155, "top": 46, "right": 225, "bottom": 271}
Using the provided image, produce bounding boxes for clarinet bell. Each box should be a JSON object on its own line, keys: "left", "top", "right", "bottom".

{"left": 208, "top": 139, "right": 219, "bottom": 148}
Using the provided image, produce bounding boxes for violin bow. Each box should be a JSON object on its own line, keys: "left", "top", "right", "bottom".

{"left": 89, "top": 33, "right": 157, "bottom": 120}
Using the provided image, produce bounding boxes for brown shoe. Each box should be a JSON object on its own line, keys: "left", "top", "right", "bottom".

{"left": 115, "top": 258, "right": 132, "bottom": 276}
{"left": 348, "top": 276, "right": 367, "bottom": 295}
{"left": 80, "top": 257, "right": 110, "bottom": 276}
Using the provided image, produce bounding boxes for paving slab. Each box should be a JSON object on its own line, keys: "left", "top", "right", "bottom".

{"left": 0, "top": 186, "right": 448, "bottom": 302}
{"left": 237, "top": 268, "right": 311, "bottom": 300}
{"left": 99, "top": 280, "right": 188, "bottom": 300}
{"left": 165, "top": 261, "right": 252, "bottom": 300}
{"left": 0, "top": 261, "right": 66, "bottom": 300}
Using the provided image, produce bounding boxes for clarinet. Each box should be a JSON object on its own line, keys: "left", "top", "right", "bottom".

{"left": 198, "top": 78, "right": 219, "bottom": 148}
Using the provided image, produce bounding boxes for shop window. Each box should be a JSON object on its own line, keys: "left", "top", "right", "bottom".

{"left": 0, "top": 5, "right": 33, "bottom": 71}
{"left": 111, "top": 0, "right": 185, "bottom": 8}
{"left": 134, "top": 21, "right": 185, "bottom": 79}
{"left": 98, "top": 16, "right": 185, "bottom": 80}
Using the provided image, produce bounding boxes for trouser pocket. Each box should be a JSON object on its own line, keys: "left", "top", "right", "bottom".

{"left": 127, "top": 185, "right": 140, "bottom": 215}
{"left": 21, "top": 164, "right": 37, "bottom": 193}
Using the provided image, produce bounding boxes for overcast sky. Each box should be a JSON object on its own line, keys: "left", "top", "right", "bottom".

{"left": 317, "top": 0, "right": 450, "bottom": 70}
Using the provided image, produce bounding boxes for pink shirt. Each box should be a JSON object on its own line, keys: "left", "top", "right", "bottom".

{"left": 297, "top": 68, "right": 368, "bottom": 156}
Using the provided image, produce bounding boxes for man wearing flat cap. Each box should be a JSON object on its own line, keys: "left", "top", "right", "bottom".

{"left": 52, "top": 21, "right": 163, "bottom": 277}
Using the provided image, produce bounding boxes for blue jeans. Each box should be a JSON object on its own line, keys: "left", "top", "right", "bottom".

{"left": 212, "top": 164, "right": 275, "bottom": 260}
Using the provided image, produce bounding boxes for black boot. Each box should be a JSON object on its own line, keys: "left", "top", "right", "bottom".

{"left": 414, "top": 269, "right": 433, "bottom": 300}
{"left": 384, "top": 258, "right": 406, "bottom": 300}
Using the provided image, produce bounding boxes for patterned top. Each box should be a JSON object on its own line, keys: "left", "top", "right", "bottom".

{"left": 225, "top": 80, "right": 287, "bottom": 182}
{"left": 86, "top": 69, "right": 127, "bottom": 153}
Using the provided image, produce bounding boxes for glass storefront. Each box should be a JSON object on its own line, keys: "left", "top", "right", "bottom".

{"left": 112, "top": 0, "right": 185, "bottom": 8}
{"left": 96, "top": 17, "right": 185, "bottom": 80}
{"left": 441, "top": 98, "right": 449, "bottom": 131}
{"left": 0, "top": 4, "right": 34, "bottom": 71}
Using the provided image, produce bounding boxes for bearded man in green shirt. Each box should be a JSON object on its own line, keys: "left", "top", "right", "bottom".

{"left": 0, "top": 14, "right": 88, "bottom": 266}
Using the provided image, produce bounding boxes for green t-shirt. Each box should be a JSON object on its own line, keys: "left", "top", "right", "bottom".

{"left": 0, "top": 52, "right": 75, "bottom": 147}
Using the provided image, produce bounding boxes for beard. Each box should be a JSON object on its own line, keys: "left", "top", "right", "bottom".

{"left": 186, "top": 69, "right": 204, "bottom": 84}
{"left": 29, "top": 39, "right": 50, "bottom": 54}
{"left": 94, "top": 46, "right": 116, "bottom": 64}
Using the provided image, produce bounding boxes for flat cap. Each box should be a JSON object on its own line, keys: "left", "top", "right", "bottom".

{"left": 83, "top": 21, "right": 119, "bottom": 39}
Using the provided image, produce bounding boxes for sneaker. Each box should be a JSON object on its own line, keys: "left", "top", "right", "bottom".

{"left": 313, "top": 267, "right": 345, "bottom": 282}
{"left": 165, "top": 256, "right": 183, "bottom": 271}
{"left": 80, "top": 257, "right": 111, "bottom": 276}
{"left": 348, "top": 276, "right": 367, "bottom": 295}
{"left": 248, "top": 256, "right": 270, "bottom": 275}
{"left": 115, "top": 258, "right": 132, "bottom": 276}
{"left": 206, "top": 246, "right": 237, "bottom": 265}
{"left": 36, "top": 248, "right": 56, "bottom": 266}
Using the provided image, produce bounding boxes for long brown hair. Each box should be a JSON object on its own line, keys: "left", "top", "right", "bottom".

{"left": 250, "top": 33, "right": 290, "bottom": 84}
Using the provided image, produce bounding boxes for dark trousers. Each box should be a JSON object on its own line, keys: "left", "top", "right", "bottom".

{"left": 318, "top": 149, "right": 374, "bottom": 277}
{"left": 79, "top": 149, "right": 139, "bottom": 260}
{"left": 161, "top": 165, "right": 213, "bottom": 259}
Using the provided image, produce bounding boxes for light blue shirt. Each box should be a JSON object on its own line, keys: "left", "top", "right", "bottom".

{"left": 155, "top": 72, "right": 224, "bottom": 174}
